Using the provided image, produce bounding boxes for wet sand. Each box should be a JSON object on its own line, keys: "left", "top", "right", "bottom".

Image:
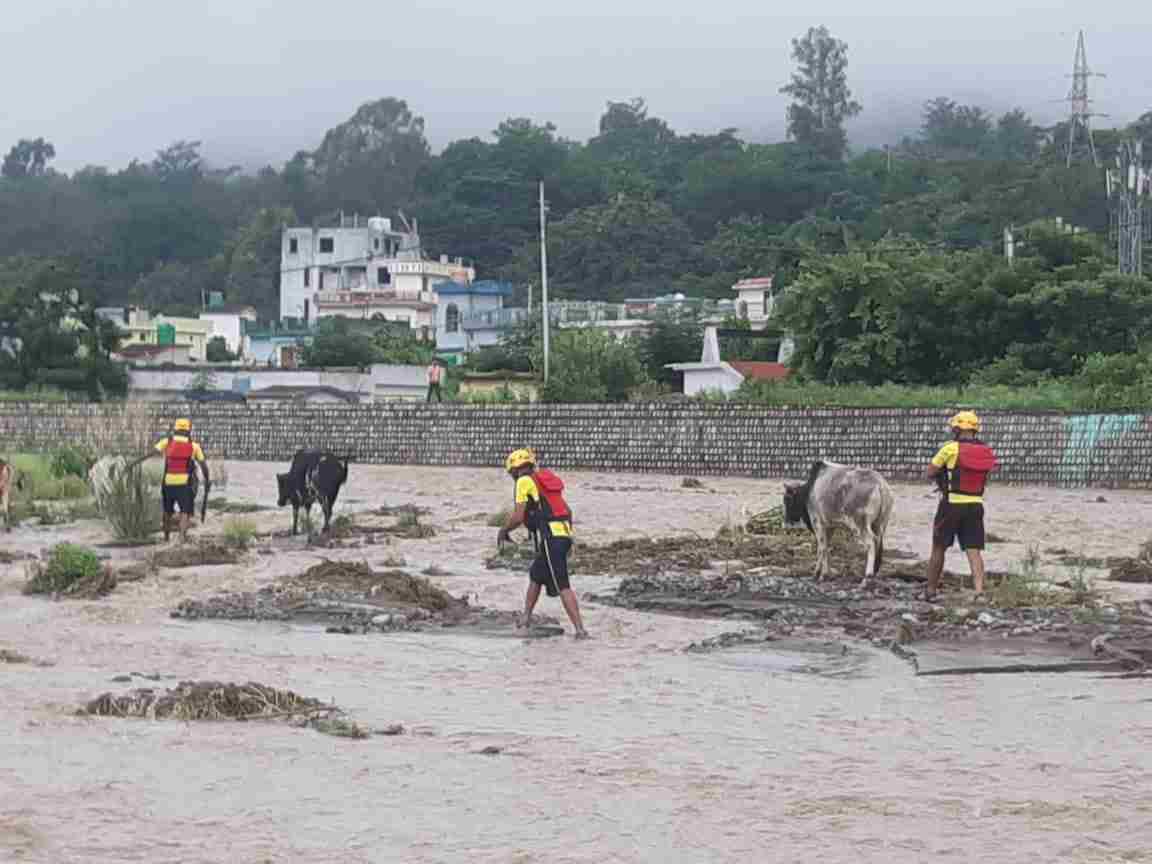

{"left": 3, "top": 464, "right": 1152, "bottom": 863}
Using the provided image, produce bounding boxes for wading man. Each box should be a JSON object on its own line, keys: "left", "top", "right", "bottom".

{"left": 141, "top": 418, "right": 211, "bottom": 543}
{"left": 497, "top": 448, "right": 589, "bottom": 639}
{"left": 925, "top": 411, "right": 998, "bottom": 600}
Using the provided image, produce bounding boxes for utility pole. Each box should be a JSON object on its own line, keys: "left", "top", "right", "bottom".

{"left": 539, "top": 181, "right": 550, "bottom": 383}
{"left": 1064, "top": 30, "right": 1106, "bottom": 168}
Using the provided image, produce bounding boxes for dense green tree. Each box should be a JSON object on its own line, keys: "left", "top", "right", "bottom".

{"left": 634, "top": 317, "right": 703, "bottom": 386}
{"left": 779, "top": 27, "right": 861, "bottom": 160}
{"left": 541, "top": 328, "right": 648, "bottom": 402}
{"left": 206, "top": 337, "right": 235, "bottom": 362}
{"left": 2, "top": 138, "right": 56, "bottom": 178}
{"left": 919, "top": 98, "right": 992, "bottom": 158}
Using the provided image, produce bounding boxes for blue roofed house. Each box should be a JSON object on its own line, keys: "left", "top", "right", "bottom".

{"left": 435, "top": 280, "right": 516, "bottom": 360}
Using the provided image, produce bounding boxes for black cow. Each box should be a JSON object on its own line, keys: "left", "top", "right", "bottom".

{"left": 276, "top": 449, "right": 349, "bottom": 535}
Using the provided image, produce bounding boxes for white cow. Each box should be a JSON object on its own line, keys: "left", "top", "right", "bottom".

{"left": 782, "top": 459, "right": 895, "bottom": 584}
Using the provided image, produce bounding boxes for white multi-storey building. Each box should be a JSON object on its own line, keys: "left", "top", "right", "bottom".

{"left": 279, "top": 216, "right": 475, "bottom": 334}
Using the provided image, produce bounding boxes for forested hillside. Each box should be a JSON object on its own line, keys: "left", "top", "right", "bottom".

{"left": 1, "top": 26, "right": 1150, "bottom": 401}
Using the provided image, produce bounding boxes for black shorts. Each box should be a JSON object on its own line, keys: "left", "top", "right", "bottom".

{"left": 933, "top": 500, "right": 985, "bottom": 550}
{"left": 530, "top": 536, "right": 572, "bottom": 597}
{"left": 162, "top": 485, "right": 195, "bottom": 515}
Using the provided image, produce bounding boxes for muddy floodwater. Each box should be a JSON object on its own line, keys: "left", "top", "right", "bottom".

{"left": 3, "top": 463, "right": 1152, "bottom": 863}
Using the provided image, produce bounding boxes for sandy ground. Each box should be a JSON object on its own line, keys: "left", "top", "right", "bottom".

{"left": 2, "top": 463, "right": 1152, "bottom": 863}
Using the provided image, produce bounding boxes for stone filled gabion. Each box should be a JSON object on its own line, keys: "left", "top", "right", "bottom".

{"left": 0, "top": 402, "right": 1146, "bottom": 488}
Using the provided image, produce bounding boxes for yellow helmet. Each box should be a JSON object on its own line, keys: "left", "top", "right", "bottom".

{"left": 949, "top": 411, "right": 980, "bottom": 432}
{"left": 173, "top": 418, "right": 192, "bottom": 432}
{"left": 504, "top": 448, "right": 537, "bottom": 472}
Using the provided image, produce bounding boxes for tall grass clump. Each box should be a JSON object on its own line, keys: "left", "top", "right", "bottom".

{"left": 221, "top": 517, "right": 258, "bottom": 550}
{"left": 97, "top": 462, "right": 163, "bottom": 543}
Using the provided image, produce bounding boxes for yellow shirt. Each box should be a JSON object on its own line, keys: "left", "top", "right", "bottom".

{"left": 515, "top": 475, "right": 572, "bottom": 537}
{"left": 932, "top": 441, "right": 982, "bottom": 504}
{"left": 154, "top": 436, "right": 206, "bottom": 487}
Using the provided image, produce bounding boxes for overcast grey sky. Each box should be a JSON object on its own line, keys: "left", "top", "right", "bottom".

{"left": 2, "top": 0, "right": 1149, "bottom": 171}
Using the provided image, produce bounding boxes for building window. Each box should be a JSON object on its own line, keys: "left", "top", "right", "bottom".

{"left": 289, "top": 237, "right": 298, "bottom": 254}
{"left": 377, "top": 267, "right": 391, "bottom": 286}
{"left": 445, "top": 303, "right": 460, "bottom": 334}
{"left": 318, "top": 270, "right": 326, "bottom": 291}
{"left": 373, "top": 238, "right": 380, "bottom": 251}
{"left": 738, "top": 301, "right": 748, "bottom": 320}
{"left": 303, "top": 267, "right": 310, "bottom": 287}
{"left": 319, "top": 237, "right": 334, "bottom": 254}
{"left": 303, "top": 299, "right": 310, "bottom": 323}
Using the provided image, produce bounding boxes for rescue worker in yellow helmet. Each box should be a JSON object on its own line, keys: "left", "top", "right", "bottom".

{"left": 136, "top": 418, "right": 210, "bottom": 543}
{"left": 924, "top": 411, "right": 998, "bottom": 600}
{"left": 497, "top": 448, "right": 588, "bottom": 639}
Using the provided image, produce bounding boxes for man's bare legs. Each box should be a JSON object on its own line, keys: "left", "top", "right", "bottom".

{"left": 966, "top": 549, "right": 986, "bottom": 593}
{"left": 522, "top": 581, "right": 542, "bottom": 625}
{"left": 559, "top": 588, "right": 588, "bottom": 638}
{"left": 521, "top": 583, "right": 588, "bottom": 638}
{"left": 926, "top": 543, "right": 947, "bottom": 599}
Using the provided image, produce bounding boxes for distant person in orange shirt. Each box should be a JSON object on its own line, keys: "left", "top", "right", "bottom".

{"left": 426, "top": 359, "right": 444, "bottom": 402}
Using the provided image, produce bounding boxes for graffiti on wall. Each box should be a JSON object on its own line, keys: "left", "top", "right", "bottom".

{"left": 1057, "top": 414, "right": 1143, "bottom": 486}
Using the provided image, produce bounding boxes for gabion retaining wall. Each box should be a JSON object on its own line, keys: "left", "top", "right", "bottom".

{"left": 1, "top": 401, "right": 1150, "bottom": 488}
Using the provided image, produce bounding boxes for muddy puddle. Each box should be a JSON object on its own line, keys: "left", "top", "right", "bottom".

{"left": 3, "top": 462, "right": 1152, "bottom": 863}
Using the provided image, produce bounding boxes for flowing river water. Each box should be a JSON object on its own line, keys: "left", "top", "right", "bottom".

{"left": 2, "top": 464, "right": 1151, "bottom": 863}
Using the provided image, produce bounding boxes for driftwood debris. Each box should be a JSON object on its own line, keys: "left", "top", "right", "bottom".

{"left": 916, "top": 660, "right": 1130, "bottom": 677}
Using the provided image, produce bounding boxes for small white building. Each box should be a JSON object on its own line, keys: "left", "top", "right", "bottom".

{"left": 199, "top": 304, "right": 257, "bottom": 356}
{"left": 732, "top": 276, "right": 776, "bottom": 330}
{"left": 666, "top": 326, "right": 789, "bottom": 396}
{"left": 280, "top": 216, "right": 475, "bottom": 332}
{"left": 128, "top": 363, "right": 427, "bottom": 402}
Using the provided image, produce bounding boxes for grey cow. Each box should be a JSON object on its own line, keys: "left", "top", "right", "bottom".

{"left": 782, "top": 459, "right": 894, "bottom": 583}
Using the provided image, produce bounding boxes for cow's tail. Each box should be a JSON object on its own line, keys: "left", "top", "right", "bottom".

{"left": 871, "top": 483, "right": 895, "bottom": 576}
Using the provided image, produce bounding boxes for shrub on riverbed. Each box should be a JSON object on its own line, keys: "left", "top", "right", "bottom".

{"left": 24, "top": 543, "right": 115, "bottom": 598}
{"left": 221, "top": 517, "right": 258, "bottom": 550}
{"left": 49, "top": 445, "right": 96, "bottom": 480}
{"left": 8, "top": 454, "right": 90, "bottom": 501}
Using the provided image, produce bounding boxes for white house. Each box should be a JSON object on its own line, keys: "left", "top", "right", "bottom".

{"left": 667, "top": 326, "right": 789, "bottom": 396}
{"left": 280, "top": 216, "right": 475, "bottom": 332}
{"left": 732, "top": 276, "right": 776, "bottom": 330}
{"left": 199, "top": 304, "right": 257, "bottom": 356}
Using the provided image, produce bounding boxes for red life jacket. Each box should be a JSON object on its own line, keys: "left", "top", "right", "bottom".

{"left": 165, "top": 436, "right": 196, "bottom": 479}
{"left": 950, "top": 440, "right": 998, "bottom": 497}
{"left": 526, "top": 469, "right": 571, "bottom": 530}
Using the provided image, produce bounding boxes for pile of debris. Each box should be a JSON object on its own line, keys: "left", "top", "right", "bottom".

{"left": 151, "top": 540, "right": 244, "bottom": 569}
{"left": 78, "top": 679, "right": 372, "bottom": 738}
{"left": 173, "top": 558, "right": 564, "bottom": 638}
{"left": 173, "top": 559, "right": 459, "bottom": 631}
{"left": 487, "top": 527, "right": 918, "bottom": 581}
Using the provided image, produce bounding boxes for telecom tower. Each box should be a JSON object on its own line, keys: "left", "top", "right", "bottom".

{"left": 1107, "top": 140, "right": 1151, "bottom": 276}
{"left": 1064, "top": 30, "right": 1105, "bottom": 167}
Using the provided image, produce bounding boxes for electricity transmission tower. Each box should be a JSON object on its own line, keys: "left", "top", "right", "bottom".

{"left": 1107, "top": 140, "right": 1151, "bottom": 276}
{"left": 1063, "top": 30, "right": 1106, "bottom": 167}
